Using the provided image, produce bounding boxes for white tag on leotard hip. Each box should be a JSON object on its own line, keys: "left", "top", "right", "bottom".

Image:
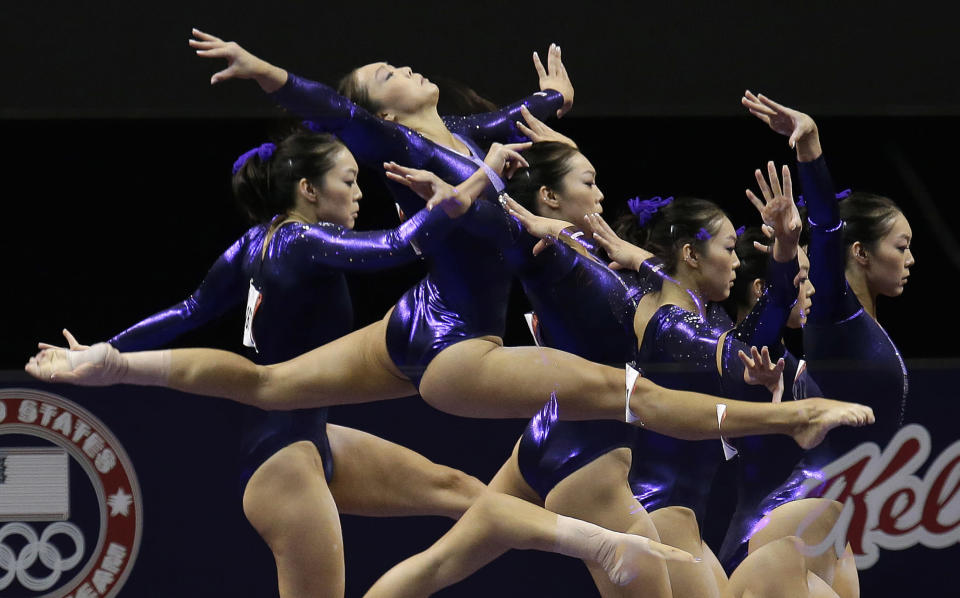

{"left": 716, "top": 404, "right": 739, "bottom": 460}
{"left": 625, "top": 363, "right": 642, "bottom": 424}
{"left": 243, "top": 279, "right": 262, "bottom": 351}
{"left": 524, "top": 312, "right": 542, "bottom": 347}
{"left": 771, "top": 371, "right": 785, "bottom": 403}
{"left": 792, "top": 359, "right": 809, "bottom": 400}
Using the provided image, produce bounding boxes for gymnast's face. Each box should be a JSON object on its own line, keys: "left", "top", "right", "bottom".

{"left": 692, "top": 217, "right": 740, "bottom": 302}
{"left": 861, "top": 212, "right": 915, "bottom": 298}
{"left": 314, "top": 148, "right": 362, "bottom": 229}
{"left": 550, "top": 152, "right": 604, "bottom": 235}
{"left": 354, "top": 62, "right": 440, "bottom": 119}
{"left": 787, "top": 247, "right": 815, "bottom": 328}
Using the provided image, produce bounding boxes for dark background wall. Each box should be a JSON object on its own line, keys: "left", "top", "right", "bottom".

{"left": 3, "top": 1, "right": 959, "bottom": 118}
{"left": 3, "top": 2, "right": 959, "bottom": 596}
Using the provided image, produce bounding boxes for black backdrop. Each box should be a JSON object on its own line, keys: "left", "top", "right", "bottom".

{"left": 3, "top": 1, "right": 960, "bottom": 119}
{"left": 4, "top": 2, "right": 960, "bottom": 596}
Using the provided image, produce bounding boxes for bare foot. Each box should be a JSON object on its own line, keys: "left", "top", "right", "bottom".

{"left": 605, "top": 532, "right": 699, "bottom": 586}
{"left": 790, "top": 398, "right": 875, "bottom": 449}
{"left": 25, "top": 343, "right": 125, "bottom": 386}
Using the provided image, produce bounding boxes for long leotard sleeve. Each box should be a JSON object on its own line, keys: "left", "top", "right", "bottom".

{"left": 454, "top": 200, "right": 590, "bottom": 286}
{"left": 730, "top": 256, "right": 800, "bottom": 356}
{"left": 269, "top": 74, "right": 563, "bottom": 214}
{"left": 283, "top": 205, "right": 456, "bottom": 270}
{"left": 798, "top": 155, "right": 849, "bottom": 324}
{"left": 270, "top": 74, "right": 437, "bottom": 170}
{"left": 108, "top": 206, "right": 454, "bottom": 351}
{"left": 107, "top": 232, "right": 252, "bottom": 352}
{"left": 442, "top": 90, "right": 565, "bottom": 148}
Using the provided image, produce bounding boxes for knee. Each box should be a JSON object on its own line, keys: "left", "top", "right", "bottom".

{"left": 421, "top": 464, "right": 485, "bottom": 518}
{"left": 650, "top": 506, "right": 703, "bottom": 553}
{"left": 769, "top": 498, "right": 844, "bottom": 550}
{"left": 438, "top": 467, "right": 485, "bottom": 505}
{"left": 465, "top": 492, "right": 514, "bottom": 535}
{"left": 731, "top": 536, "right": 808, "bottom": 598}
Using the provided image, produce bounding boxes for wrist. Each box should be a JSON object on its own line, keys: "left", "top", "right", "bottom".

{"left": 461, "top": 169, "right": 492, "bottom": 199}
{"left": 795, "top": 126, "right": 822, "bottom": 162}
{"left": 255, "top": 61, "right": 288, "bottom": 93}
{"left": 771, "top": 238, "right": 799, "bottom": 263}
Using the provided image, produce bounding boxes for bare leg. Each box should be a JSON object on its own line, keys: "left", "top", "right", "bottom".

{"left": 242, "top": 441, "right": 344, "bottom": 598}
{"left": 748, "top": 499, "right": 845, "bottom": 586}
{"left": 728, "top": 536, "right": 840, "bottom": 598}
{"left": 702, "top": 540, "right": 731, "bottom": 597}
{"left": 830, "top": 545, "right": 859, "bottom": 598}
{"left": 172, "top": 314, "right": 415, "bottom": 409}
{"left": 29, "top": 321, "right": 872, "bottom": 446}
{"left": 362, "top": 491, "right": 693, "bottom": 598}
{"left": 650, "top": 506, "right": 722, "bottom": 598}
{"left": 417, "top": 338, "right": 874, "bottom": 446}
{"left": 326, "top": 424, "right": 485, "bottom": 519}
{"left": 485, "top": 439, "right": 546, "bottom": 505}
{"left": 544, "top": 448, "right": 673, "bottom": 598}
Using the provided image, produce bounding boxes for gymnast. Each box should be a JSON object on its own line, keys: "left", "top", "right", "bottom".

{"left": 361, "top": 136, "right": 851, "bottom": 597}
{"left": 6, "top": 30, "right": 860, "bottom": 438}
{"left": 742, "top": 92, "right": 913, "bottom": 446}
{"left": 715, "top": 225, "right": 821, "bottom": 565}
{"left": 585, "top": 165, "right": 840, "bottom": 597}
{"left": 735, "top": 91, "right": 917, "bottom": 598}
{"left": 39, "top": 129, "right": 509, "bottom": 597}
{"left": 38, "top": 127, "right": 710, "bottom": 597}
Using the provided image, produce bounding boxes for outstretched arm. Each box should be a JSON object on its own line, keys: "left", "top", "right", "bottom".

{"left": 742, "top": 92, "right": 846, "bottom": 317}
{"left": 108, "top": 236, "right": 250, "bottom": 351}
{"left": 741, "top": 91, "right": 821, "bottom": 161}
{"left": 190, "top": 29, "right": 428, "bottom": 172}
{"left": 285, "top": 205, "right": 462, "bottom": 272}
{"left": 734, "top": 162, "right": 802, "bottom": 350}
{"left": 189, "top": 29, "right": 287, "bottom": 92}
{"left": 445, "top": 44, "right": 572, "bottom": 146}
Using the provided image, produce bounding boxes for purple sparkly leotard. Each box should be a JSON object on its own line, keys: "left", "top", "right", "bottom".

{"left": 800, "top": 155, "right": 908, "bottom": 446}
{"left": 510, "top": 232, "right": 654, "bottom": 500}
{"left": 108, "top": 208, "right": 454, "bottom": 489}
{"left": 717, "top": 350, "right": 822, "bottom": 571}
{"left": 443, "top": 203, "right": 666, "bottom": 501}
{"left": 628, "top": 256, "right": 800, "bottom": 523}
{"left": 715, "top": 247, "right": 828, "bottom": 569}
{"left": 270, "top": 74, "right": 564, "bottom": 385}
{"left": 718, "top": 156, "right": 910, "bottom": 569}
{"left": 436, "top": 203, "right": 647, "bottom": 499}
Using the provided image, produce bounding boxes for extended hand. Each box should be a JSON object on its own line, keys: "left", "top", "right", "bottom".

{"left": 484, "top": 142, "right": 531, "bottom": 180}
{"left": 534, "top": 43, "right": 574, "bottom": 118}
{"left": 741, "top": 91, "right": 821, "bottom": 160}
{"left": 745, "top": 161, "right": 801, "bottom": 262}
{"left": 189, "top": 28, "right": 286, "bottom": 92}
{"left": 383, "top": 163, "right": 473, "bottom": 218}
{"left": 516, "top": 105, "right": 577, "bottom": 147}
{"left": 586, "top": 213, "right": 652, "bottom": 271}
{"left": 738, "top": 346, "right": 786, "bottom": 399}
{"left": 502, "top": 195, "right": 571, "bottom": 254}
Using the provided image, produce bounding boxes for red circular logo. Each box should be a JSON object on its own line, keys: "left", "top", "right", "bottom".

{"left": 0, "top": 388, "right": 142, "bottom": 597}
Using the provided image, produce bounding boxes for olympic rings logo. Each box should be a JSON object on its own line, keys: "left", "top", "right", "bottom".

{"left": 0, "top": 521, "right": 85, "bottom": 592}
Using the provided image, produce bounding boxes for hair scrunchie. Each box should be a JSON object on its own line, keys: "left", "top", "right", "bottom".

{"left": 627, "top": 195, "right": 674, "bottom": 227}
{"left": 232, "top": 142, "right": 277, "bottom": 175}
